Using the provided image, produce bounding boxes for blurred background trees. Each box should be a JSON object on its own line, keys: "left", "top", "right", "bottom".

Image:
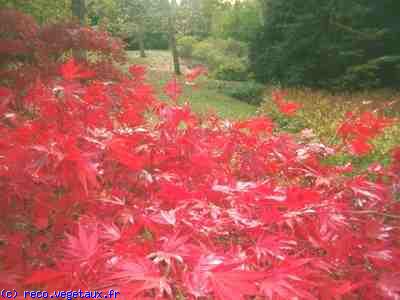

{"left": 250, "top": 0, "right": 400, "bottom": 90}
{"left": 2, "top": 0, "right": 398, "bottom": 90}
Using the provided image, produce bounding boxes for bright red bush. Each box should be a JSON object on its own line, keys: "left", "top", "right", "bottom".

{"left": 1, "top": 11, "right": 400, "bottom": 296}
{"left": 272, "top": 90, "right": 302, "bottom": 116}
{"left": 337, "top": 111, "right": 394, "bottom": 156}
{"left": 0, "top": 8, "right": 125, "bottom": 96}
{"left": 0, "top": 58, "right": 399, "bottom": 299}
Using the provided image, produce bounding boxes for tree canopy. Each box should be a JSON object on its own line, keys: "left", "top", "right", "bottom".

{"left": 250, "top": 0, "right": 400, "bottom": 89}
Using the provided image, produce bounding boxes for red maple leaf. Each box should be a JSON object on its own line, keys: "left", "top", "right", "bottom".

{"left": 235, "top": 117, "right": 275, "bottom": 135}
{"left": 83, "top": 82, "right": 107, "bottom": 104}
{"left": 348, "top": 137, "right": 373, "bottom": 156}
{"left": 164, "top": 78, "right": 182, "bottom": 102}
{"left": 184, "top": 254, "right": 264, "bottom": 299}
{"left": 59, "top": 141, "right": 99, "bottom": 195}
{"left": 185, "top": 66, "right": 208, "bottom": 82}
{"left": 277, "top": 101, "right": 302, "bottom": 116}
{"left": 260, "top": 259, "right": 317, "bottom": 300}
{"left": 147, "top": 232, "right": 198, "bottom": 268}
{"left": 110, "top": 258, "right": 172, "bottom": 298}
{"left": 129, "top": 65, "right": 146, "bottom": 81}
{"left": 107, "top": 136, "right": 146, "bottom": 171}
{"left": 272, "top": 90, "right": 301, "bottom": 116}
{"left": 60, "top": 58, "right": 95, "bottom": 81}
{"left": 64, "top": 223, "right": 99, "bottom": 264}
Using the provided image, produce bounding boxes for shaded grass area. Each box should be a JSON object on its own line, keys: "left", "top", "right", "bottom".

{"left": 126, "top": 50, "right": 258, "bottom": 120}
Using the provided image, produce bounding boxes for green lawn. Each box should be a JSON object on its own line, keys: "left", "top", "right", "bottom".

{"left": 126, "top": 50, "right": 258, "bottom": 120}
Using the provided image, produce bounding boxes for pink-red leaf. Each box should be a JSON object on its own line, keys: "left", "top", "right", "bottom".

{"left": 60, "top": 58, "right": 95, "bottom": 81}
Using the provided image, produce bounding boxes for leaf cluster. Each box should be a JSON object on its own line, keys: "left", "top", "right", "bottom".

{"left": 1, "top": 11, "right": 400, "bottom": 299}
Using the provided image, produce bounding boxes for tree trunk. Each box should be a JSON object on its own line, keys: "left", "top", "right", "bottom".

{"left": 71, "top": 0, "right": 87, "bottom": 61}
{"left": 72, "top": 0, "right": 85, "bottom": 24}
{"left": 166, "top": 0, "right": 181, "bottom": 75}
{"left": 138, "top": 23, "right": 146, "bottom": 58}
{"left": 258, "top": 0, "right": 267, "bottom": 26}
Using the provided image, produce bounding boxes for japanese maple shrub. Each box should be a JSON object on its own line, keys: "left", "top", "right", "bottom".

{"left": 0, "top": 11, "right": 400, "bottom": 300}
{"left": 0, "top": 8, "right": 126, "bottom": 97}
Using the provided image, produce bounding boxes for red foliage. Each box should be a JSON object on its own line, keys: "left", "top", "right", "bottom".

{"left": 272, "top": 90, "right": 302, "bottom": 116}
{"left": 0, "top": 8, "right": 125, "bottom": 95}
{"left": 185, "top": 66, "right": 208, "bottom": 82}
{"left": 1, "top": 26, "right": 400, "bottom": 299}
{"left": 164, "top": 77, "right": 182, "bottom": 102}
{"left": 338, "top": 111, "right": 394, "bottom": 156}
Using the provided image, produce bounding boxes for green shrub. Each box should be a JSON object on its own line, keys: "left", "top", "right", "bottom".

{"left": 191, "top": 38, "right": 250, "bottom": 81}
{"left": 192, "top": 41, "right": 225, "bottom": 70}
{"left": 177, "top": 35, "right": 198, "bottom": 58}
{"left": 126, "top": 32, "right": 169, "bottom": 51}
{"left": 212, "top": 58, "right": 249, "bottom": 81}
{"left": 221, "top": 38, "right": 248, "bottom": 57}
{"left": 211, "top": 1, "right": 261, "bottom": 43}
{"left": 207, "top": 80, "right": 265, "bottom": 105}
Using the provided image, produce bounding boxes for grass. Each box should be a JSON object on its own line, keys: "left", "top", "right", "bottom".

{"left": 125, "top": 50, "right": 258, "bottom": 120}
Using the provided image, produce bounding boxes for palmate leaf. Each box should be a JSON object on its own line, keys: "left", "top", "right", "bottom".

{"left": 147, "top": 232, "right": 196, "bottom": 266}
{"left": 64, "top": 223, "right": 99, "bottom": 264}
{"left": 163, "top": 78, "right": 182, "bottom": 102}
{"left": 60, "top": 140, "right": 99, "bottom": 195}
{"left": 235, "top": 116, "right": 275, "bottom": 136}
{"left": 184, "top": 254, "right": 264, "bottom": 300}
{"left": 259, "top": 259, "right": 317, "bottom": 300}
{"left": 107, "top": 136, "right": 147, "bottom": 171}
{"left": 272, "top": 90, "right": 302, "bottom": 116}
{"left": 210, "top": 269, "right": 265, "bottom": 300}
{"left": 349, "top": 137, "right": 373, "bottom": 156}
{"left": 110, "top": 258, "right": 172, "bottom": 299}
{"left": 129, "top": 65, "right": 146, "bottom": 81}
{"left": 60, "top": 58, "right": 95, "bottom": 81}
{"left": 277, "top": 101, "right": 302, "bottom": 116}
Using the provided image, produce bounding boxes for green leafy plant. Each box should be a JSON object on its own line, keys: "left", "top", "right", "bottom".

{"left": 191, "top": 37, "right": 250, "bottom": 81}
{"left": 177, "top": 35, "right": 198, "bottom": 58}
{"left": 209, "top": 80, "right": 264, "bottom": 104}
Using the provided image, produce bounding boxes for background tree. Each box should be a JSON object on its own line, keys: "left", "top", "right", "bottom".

{"left": 212, "top": 0, "right": 261, "bottom": 43}
{"left": 87, "top": 0, "right": 168, "bottom": 55}
{"left": 250, "top": 0, "right": 400, "bottom": 90}
{"left": 0, "top": 0, "right": 70, "bottom": 23}
{"left": 71, "top": 0, "right": 85, "bottom": 24}
{"left": 86, "top": 0, "right": 124, "bottom": 35}
{"left": 176, "top": 0, "right": 227, "bottom": 38}
{"left": 177, "top": 0, "right": 202, "bottom": 36}
{"left": 163, "top": 0, "right": 181, "bottom": 75}
{"left": 116, "top": 0, "right": 151, "bottom": 58}
{"left": 71, "top": 0, "right": 86, "bottom": 60}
